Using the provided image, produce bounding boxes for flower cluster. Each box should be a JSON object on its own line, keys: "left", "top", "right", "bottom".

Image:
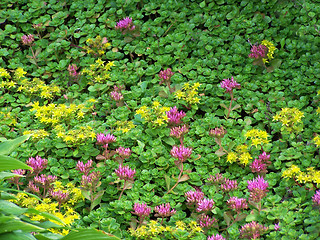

{"left": 76, "top": 159, "right": 93, "bottom": 175}
{"left": 23, "top": 129, "right": 50, "bottom": 140}
{"left": 170, "top": 144, "right": 192, "bottom": 162}
{"left": 154, "top": 203, "right": 176, "bottom": 218}
{"left": 198, "top": 214, "right": 216, "bottom": 228}
{"left": 209, "top": 126, "right": 227, "bottom": 139}
{"left": 26, "top": 156, "right": 48, "bottom": 175}
{"left": 82, "top": 58, "right": 114, "bottom": 85}
{"left": 249, "top": 40, "right": 277, "bottom": 63}
{"left": 273, "top": 107, "right": 304, "bottom": 133}
{"left": 159, "top": 68, "right": 174, "bottom": 83}
{"left": 115, "top": 164, "right": 136, "bottom": 181}
{"left": 312, "top": 190, "right": 320, "bottom": 207}
{"left": 9, "top": 169, "right": 26, "bottom": 190}
{"left": 76, "top": 160, "right": 101, "bottom": 189}
{"left": 54, "top": 125, "right": 96, "bottom": 145}
{"left": 166, "top": 106, "right": 186, "bottom": 125}
{"left": 221, "top": 179, "right": 238, "bottom": 192}
{"left": 239, "top": 221, "right": 268, "bottom": 239}
{"left": 250, "top": 151, "right": 271, "bottom": 174}
{"left": 245, "top": 129, "right": 269, "bottom": 148}
{"left": 114, "top": 120, "right": 136, "bottom": 133}
{"left": 115, "top": 17, "right": 136, "bottom": 31}
{"left": 282, "top": 165, "right": 320, "bottom": 186}
{"left": 96, "top": 133, "right": 117, "bottom": 146}
{"left": 68, "top": 64, "right": 79, "bottom": 77}
{"left": 220, "top": 76, "right": 241, "bottom": 93}
{"left": 175, "top": 82, "right": 201, "bottom": 105}
{"left": 170, "top": 125, "right": 189, "bottom": 139}
{"left": 136, "top": 101, "right": 170, "bottom": 126}
{"left": 185, "top": 189, "right": 205, "bottom": 205}
{"left": 83, "top": 35, "right": 110, "bottom": 55}
{"left": 207, "top": 234, "right": 226, "bottom": 240}
{"left": 227, "top": 197, "right": 248, "bottom": 213}
{"left": 21, "top": 34, "right": 34, "bottom": 46}
{"left": 116, "top": 147, "right": 132, "bottom": 158}
{"left": 247, "top": 176, "right": 269, "bottom": 203}
{"left": 132, "top": 202, "right": 152, "bottom": 219}
{"left": 196, "top": 198, "right": 215, "bottom": 212}
{"left": 227, "top": 144, "right": 252, "bottom": 165}
{"left": 110, "top": 85, "right": 124, "bottom": 102}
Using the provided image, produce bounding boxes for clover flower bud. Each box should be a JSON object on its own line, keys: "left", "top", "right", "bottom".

{"left": 166, "top": 106, "right": 186, "bottom": 125}
{"left": 196, "top": 198, "right": 215, "bottom": 212}
{"left": 76, "top": 160, "right": 93, "bottom": 175}
{"left": 209, "top": 126, "right": 227, "bottom": 138}
{"left": 239, "top": 221, "right": 268, "bottom": 239}
{"left": 198, "top": 214, "right": 216, "bottom": 228}
{"left": 154, "top": 203, "right": 176, "bottom": 218}
{"left": 21, "top": 34, "right": 34, "bottom": 46}
{"left": 227, "top": 197, "right": 248, "bottom": 213}
{"left": 132, "top": 202, "right": 151, "bottom": 218}
{"left": 170, "top": 144, "right": 192, "bottom": 162}
{"left": 207, "top": 233, "right": 226, "bottom": 240}
{"left": 115, "top": 164, "right": 136, "bottom": 181}
{"left": 220, "top": 76, "right": 240, "bottom": 93}
{"left": 26, "top": 156, "right": 48, "bottom": 175}
{"left": 221, "top": 179, "right": 238, "bottom": 192}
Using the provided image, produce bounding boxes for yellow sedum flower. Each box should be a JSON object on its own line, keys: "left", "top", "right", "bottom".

{"left": 175, "top": 82, "right": 202, "bottom": 105}
{"left": 245, "top": 129, "right": 269, "bottom": 147}
{"left": 261, "top": 40, "right": 277, "bottom": 63}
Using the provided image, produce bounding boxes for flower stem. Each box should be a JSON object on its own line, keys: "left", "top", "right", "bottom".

{"left": 118, "top": 180, "right": 126, "bottom": 200}
{"left": 226, "top": 92, "right": 234, "bottom": 119}
{"left": 166, "top": 163, "right": 183, "bottom": 194}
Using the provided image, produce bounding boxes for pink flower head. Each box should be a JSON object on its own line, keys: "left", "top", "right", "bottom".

{"left": 154, "top": 203, "right": 176, "bottom": 218}
{"left": 239, "top": 221, "right": 268, "bottom": 239}
{"left": 132, "top": 202, "right": 151, "bottom": 218}
{"left": 185, "top": 189, "right": 204, "bottom": 204}
{"left": 207, "top": 234, "right": 226, "bottom": 240}
{"left": 110, "top": 91, "right": 123, "bottom": 101}
{"left": 170, "top": 145, "right": 192, "bottom": 162}
{"left": 81, "top": 171, "right": 100, "bottom": 188}
{"left": 116, "top": 147, "right": 132, "bottom": 158}
{"left": 34, "top": 174, "right": 57, "bottom": 189}
{"left": 96, "top": 133, "right": 116, "bottom": 145}
{"left": 170, "top": 125, "right": 189, "bottom": 139}
{"left": 67, "top": 64, "right": 78, "bottom": 77}
{"left": 28, "top": 181, "right": 40, "bottom": 193}
{"left": 115, "top": 17, "right": 135, "bottom": 31}
{"left": 115, "top": 164, "right": 136, "bottom": 181}
{"left": 26, "top": 156, "right": 48, "bottom": 175}
{"left": 159, "top": 68, "right": 174, "bottom": 84}
{"left": 196, "top": 198, "right": 215, "bottom": 212}
{"left": 250, "top": 158, "right": 267, "bottom": 174}
{"left": 207, "top": 173, "right": 224, "bottom": 184}
{"left": 209, "top": 126, "right": 227, "bottom": 138}
{"left": 274, "top": 223, "right": 280, "bottom": 231}
{"left": 248, "top": 44, "right": 268, "bottom": 59}
{"left": 227, "top": 197, "right": 248, "bottom": 212}
{"left": 198, "top": 214, "right": 216, "bottom": 228}
{"left": 258, "top": 152, "right": 270, "bottom": 162}
{"left": 312, "top": 190, "right": 320, "bottom": 206}
{"left": 166, "top": 106, "right": 186, "bottom": 125}
{"left": 76, "top": 160, "right": 93, "bottom": 175}
{"left": 221, "top": 179, "right": 238, "bottom": 192}
{"left": 21, "top": 34, "right": 34, "bottom": 45}
{"left": 51, "top": 190, "right": 69, "bottom": 204}
{"left": 220, "top": 76, "right": 241, "bottom": 93}
{"left": 247, "top": 176, "right": 269, "bottom": 192}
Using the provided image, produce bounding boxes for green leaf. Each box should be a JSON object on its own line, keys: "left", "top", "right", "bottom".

{"left": 60, "top": 229, "right": 121, "bottom": 240}
{"left": 0, "top": 155, "right": 32, "bottom": 171}
{"left": 0, "top": 232, "right": 37, "bottom": 240}
{"left": 178, "top": 174, "right": 190, "bottom": 183}
{"left": 0, "top": 220, "right": 44, "bottom": 234}
{"left": 231, "top": 104, "right": 241, "bottom": 111}
{"left": 0, "top": 200, "right": 27, "bottom": 215}
{"left": 0, "top": 135, "right": 31, "bottom": 155}
{"left": 0, "top": 171, "right": 24, "bottom": 180}
{"left": 90, "top": 190, "right": 105, "bottom": 211}
{"left": 164, "top": 174, "right": 171, "bottom": 191}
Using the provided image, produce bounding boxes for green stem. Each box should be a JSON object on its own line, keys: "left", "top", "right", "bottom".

{"left": 166, "top": 163, "right": 183, "bottom": 194}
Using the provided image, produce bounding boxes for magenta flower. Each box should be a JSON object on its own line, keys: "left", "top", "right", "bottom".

{"left": 115, "top": 164, "right": 136, "bottom": 181}
{"left": 170, "top": 145, "right": 192, "bottom": 162}
{"left": 207, "top": 173, "right": 224, "bottom": 184}
{"left": 76, "top": 160, "right": 93, "bottom": 175}
{"left": 207, "top": 234, "right": 226, "bottom": 240}
{"left": 170, "top": 125, "right": 189, "bottom": 139}
{"left": 115, "top": 17, "right": 135, "bottom": 31}
{"left": 312, "top": 190, "right": 320, "bottom": 206}
{"left": 247, "top": 176, "right": 269, "bottom": 192}
{"left": 21, "top": 34, "right": 34, "bottom": 46}
{"left": 209, "top": 126, "right": 227, "bottom": 138}
{"left": 159, "top": 68, "right": 174, "bottom": 83}
{"left": 250, "top": 158, "right": 267, "bottom": 174}
{"left": 116, "top": 147, "right": 132, "bottom": 158}
{"left": 239, "top": 221, "right": 268, "bottom": 239}
{"left": 258, "top": 152, "right": 270, "bottom": 161}
{"left": 274, "top": 223, "right": 280, "bottom": 231}
{"left": 132, "top": 202, "right": 152, "bottom": 218}
{"left": 34, "top": 174, "right": 57, "bottom": 187}
{"left": 196, "top": 198, "right": 215, "bottom": 212}
{"left": 9, "top": 169, "right": 25, "bottom": 190}
{"left": 28, "top": 181, "right": 40, "bottom": 194}
{"left": 221, "top": 179, "right": 238, "bottom": 192}
{"left": 198, "top": 214, "right": 216, "bottom": 228}
{"left": 96, "top": 133, "right": 116, "bottom": 146}
{"left": 248, "top": 44, "right": 268, "bottom": 59}
{"left": 166, "top": 106, "right": 186, "bottom": 125}
{"left": 154, "top": 203, "right": 176, "bottom": 218}
{"left": 220, "top": 76, "right": 241, "bottom": 93}
{"left": 110, "top": 91, "right": 123, "bottom": 101}
{"left": 185, "top": 189, "right": 204, "bottom": 205}
{"left": 81, "top": 171, "right": 100, "bottom": 188}
{"left": 67, "top": 64, "right": 78, "bottom": 77}
{"left": 227, "top": 197, "right": 248, "bottom": 213}
{"left": 51, "top": 190, "right": 69, "bottom": 205}
{"left": 26, "top": 156, "right": 48, "bottom": 175}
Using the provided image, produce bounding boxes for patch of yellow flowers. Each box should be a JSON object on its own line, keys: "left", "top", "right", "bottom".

{"left": 273, "top": 107, "right": 304, "bottom": 133}
{"left": 83, "top": 35, "right": 111, "bottom": 56}
{"left": 82, "top": 58, "right": 114, "bottom": 85}
{"left": 282, "top": 165, "right": 320, "bottom": 187}
{"left": 114, "top": 120, "right": 135, "bottom": 133}
{"left": 136, "top": 101, "right": 170, "bottom": 127}
{"left": 261, "top": 40, "right": 277, "bottom": 63}
{"left": 129, "top": 220, "right": 203, "bottom": 239}
{"left": 175, "top": 82, "right": 201, "bottom": 105}
{"left": 53, "top": 125, "right": 96, "bottom": 144}
{"left": 245, "top": 129, "right": 269, "bottom": 147}
{"left": 227, "top": 144, "right": 252, "bottom": 165}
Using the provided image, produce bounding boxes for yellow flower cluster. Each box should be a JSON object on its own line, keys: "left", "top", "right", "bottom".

{"left": 54, "top": 125, "right": 96, "bottom": 144}
{"left": 82, "top": 58, "right": 114, "bottom": 85}
{"left": 53, "top": 181, "right": 84, "bottom": 205}
{"left": 313, "top": 135, "right": 320, "bottom": 147}
{"left": 0, "top": 67, "right": 11, "bottom": 78}
{"left": 175, "top": 82, "right": 201, "bottom": 105}
{"left": 17, "top": 77, "right": 61, "bottom": 99}
{"left": 226, "top": 144, "right": 252, "bottom": 165}
{"left": 282, "top": 165, "right": 320, "bottom": 186}
{"left": 261, "top": 40, "right": 277, "bottom": 63}
{"left": 12, "top": 191, "right": 81, "bottom": 236}
{"left": 273, "top": 108, "right": 304, "bottom": 133}
{"left": 83, "top": 35, "right": 111, "bottom": 55}
{"left": 129, "top": 220, "right": 202, "bottom": 239}
{"left": 136, "top": 101, "right": 170, "bottom": 126}
{"left": 30, "top": 100, "right": 95, "bottom": 125}
{"left": 114, "top": 120, "right": 135, "bottom": 133}
{"left": 23, "top": 129, "right": 50, "bottom": 140}
{"left": 245, "top": 129, "right": 269, "bottom": 147}
{"left": 0, "top": 108, "right": 17, "bottom": 126}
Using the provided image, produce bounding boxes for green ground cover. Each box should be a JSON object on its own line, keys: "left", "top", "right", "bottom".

{"left": 0, "top": 0, "right": 320, "bottom": 239}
